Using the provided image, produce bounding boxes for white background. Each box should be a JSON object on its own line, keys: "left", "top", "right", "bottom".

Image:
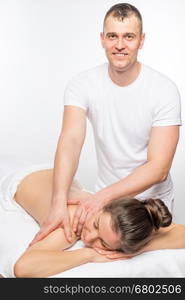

{"left": 0, "top": 0, "right": 184, "bottom": 224}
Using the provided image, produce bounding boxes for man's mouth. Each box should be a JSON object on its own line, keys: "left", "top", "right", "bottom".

{"left": 113, "top": 53, "right": 128, "bottom": 56}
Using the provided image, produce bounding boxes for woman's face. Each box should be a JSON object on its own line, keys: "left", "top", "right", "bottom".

{"left": 81, "top": 211, "right": 120, "bottom": 250}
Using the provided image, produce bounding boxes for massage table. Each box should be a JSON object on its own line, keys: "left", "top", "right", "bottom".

{"left": 0, "top": 158, "right": 185, "bottom": 278}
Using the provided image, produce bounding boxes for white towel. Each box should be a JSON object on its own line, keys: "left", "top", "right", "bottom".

{"left": 0, "top": 163, "right": 53, "bottom": 212}
{"left": 0, "top": 162, "right": 53, "bottom": 277}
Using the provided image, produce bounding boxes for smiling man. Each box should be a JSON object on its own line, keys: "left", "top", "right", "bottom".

{"left": 101, "top": 11, "right": 144, "bottom": 85}
{"left": 31, "top": 3, "right": 181, "bottom": 245}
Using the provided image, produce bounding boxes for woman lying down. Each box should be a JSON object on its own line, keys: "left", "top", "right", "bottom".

{"left": 12, "top": 168, "right": 185, "bottom": 278}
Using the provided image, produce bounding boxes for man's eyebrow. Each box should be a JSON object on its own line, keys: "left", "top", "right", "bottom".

{"left": 106, "top": 32, "right": 117, "bottom": 36}
{"left": 106, "top": 32, "right": 136, "bottom": 37}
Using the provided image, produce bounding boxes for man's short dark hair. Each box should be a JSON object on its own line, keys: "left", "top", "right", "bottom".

{"left": 103, "top": 3, "right": 143, "bottom": 33}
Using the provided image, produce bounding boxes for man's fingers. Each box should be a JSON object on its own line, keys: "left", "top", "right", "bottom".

{"left": 63, "top": 219, "right": 73, "bottom": 243}
{"left": 29, "top": 224, "right": 56, "bottom": 246}
{"left": 72, "top": 206, "right": 83, "bottom": 232}
{"left": 29, "top": 231, "right": 48, "bottom": 246}
{"left": 76, "top": 224, "right": 83, "bottom": 237}
{"left": 76, "top": 210, "right": 88, "bottom": 237}
{"left": 29, "top": 232, "right": 45, "bottom": 247}
{"left": 67, "top": 197, "right": 80, "bottom": 205}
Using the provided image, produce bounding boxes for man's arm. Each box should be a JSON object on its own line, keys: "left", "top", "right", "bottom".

{"left": 52, "top": 105, "right": 86, "bottom": 205}
{"left": 30, "top": 105, "right": 86, "bottom": 244}
{"left": 73, "top": 125, "right": 180, "bottom": 235}
{"left": 93, "top": 125, "right": 180, "bottom": 203}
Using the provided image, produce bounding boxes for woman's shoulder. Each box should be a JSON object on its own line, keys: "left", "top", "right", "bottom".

{"left": 158, "top": 223, "right": 185, "bottom": 234}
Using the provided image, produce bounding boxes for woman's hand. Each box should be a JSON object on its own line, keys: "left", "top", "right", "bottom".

{"left": 86, "top": 247, "right": 134, "bottom": 263}
{"left": 29, "top": 202, "right": 73, "bottom": 246}
{"left": 85, "top": 248, "right": 113, "bottom": 263}
{"left": 93, "top": 247, "right": 139, "bottom": 260}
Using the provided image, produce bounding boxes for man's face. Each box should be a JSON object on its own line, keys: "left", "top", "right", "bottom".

{"left": 101, "top": 15, "right": 145, "bottom": 72}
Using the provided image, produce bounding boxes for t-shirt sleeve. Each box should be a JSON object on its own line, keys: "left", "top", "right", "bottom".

{"left": 63, "top": 75, "right": 89, "bottom": 111}
{"left": 152, "top": 81, "right": 182, "bottom": 127}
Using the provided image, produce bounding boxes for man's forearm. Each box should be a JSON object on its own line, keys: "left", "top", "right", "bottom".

{"left": 94, "top": 160, "right": 167, "bottom": 204}
{"left": 52, "top": 138, "right": 82, "bottom": 205}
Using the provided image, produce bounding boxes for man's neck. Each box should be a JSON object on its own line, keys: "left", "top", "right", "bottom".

{"left": 108, "top": 62, "right": 141, "bottom": 87}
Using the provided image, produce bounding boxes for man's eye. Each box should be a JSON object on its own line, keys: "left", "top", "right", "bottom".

{"left": 108, "top": 34, "right": 116, "bottom": 39}
{"left": 126, "top": 35, "right": 133, "bottom": 40}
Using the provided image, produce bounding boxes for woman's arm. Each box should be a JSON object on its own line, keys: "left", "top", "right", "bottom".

{"left": 98, "top": 224, "right": 185, "bottom": 260}
{"left": 14, "top": 226, "right": 114, "bottom": 278}
{"left": 15, "top": 247, "right": 93, "bottom": 278}
{"left": 142, "top": 224, "right": 185, "bottom": 253}
{"left": 14, "top": 227, "right": 94, "bottom": 278}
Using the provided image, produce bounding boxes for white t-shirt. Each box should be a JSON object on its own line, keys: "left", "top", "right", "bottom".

{"left": 64, "top": 63, "right": 182, "bottom": 211}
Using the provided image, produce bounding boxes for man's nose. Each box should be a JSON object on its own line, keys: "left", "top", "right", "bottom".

{"left": 115, "top": 37, "right": 125, "bottom": 51}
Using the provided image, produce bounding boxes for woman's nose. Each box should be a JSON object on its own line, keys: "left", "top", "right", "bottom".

{"left": 85, "top": 230, "right": 98, "bottom": 244}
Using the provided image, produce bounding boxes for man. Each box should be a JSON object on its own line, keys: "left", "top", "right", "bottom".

{"left": 31, "top": 3, "right": 181, "bottom": 245}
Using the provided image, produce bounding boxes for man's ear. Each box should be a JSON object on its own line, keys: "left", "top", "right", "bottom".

{"left": 139, "top": 33, "right": 145, "bottom": 49}
{"left": 100, "top": 32, "right": 105, "bottom": 48}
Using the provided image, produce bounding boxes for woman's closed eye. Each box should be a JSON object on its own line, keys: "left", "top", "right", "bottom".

{"left": 100, "top": 239, "right": 111, "bottom": 250}
{"left": 93, "top": 218, "right": 112, "bottom": 250}
{"left": 93, "top": 218, "right": 99, "bottom": 230}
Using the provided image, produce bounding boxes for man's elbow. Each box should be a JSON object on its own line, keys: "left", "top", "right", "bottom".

{"left": 158, "top": 169, "right": 169, "bottom": 183}
{"left": 158, "top": 174, "right": 168, "bottom": 183}
{"left": 149, "top": 160, "right": 169, "bottom": 183}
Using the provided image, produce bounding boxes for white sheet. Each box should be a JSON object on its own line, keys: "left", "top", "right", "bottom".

{"left": 0, "top": 161, "right": 185, "bottom": 278}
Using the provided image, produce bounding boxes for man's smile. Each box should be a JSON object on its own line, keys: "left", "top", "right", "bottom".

{"left": 112, "top": 53, "right": 128, "bottom": 56}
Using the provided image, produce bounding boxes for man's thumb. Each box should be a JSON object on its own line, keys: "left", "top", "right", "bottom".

{"left": 67, "top": 198, "right": 80, "bottom": 205}
{"left": 63, "top": 222, "right": 73, "bottom": 243}
{"left": 29, "top": 226, "right": 51, "bottom": 246}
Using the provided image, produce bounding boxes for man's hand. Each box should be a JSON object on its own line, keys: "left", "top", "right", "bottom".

{"left": 29, "top": 203, "right": 72, "bottom": 246}
{"left": 72, "top": 196, "right": 104, "bottom": 236}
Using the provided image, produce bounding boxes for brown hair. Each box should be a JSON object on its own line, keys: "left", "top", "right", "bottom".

{"left": 103, "top": 3, "right": 143, "bottom": 33}
{"left": 103, "top": 198, "right": 172, "bottom": 253}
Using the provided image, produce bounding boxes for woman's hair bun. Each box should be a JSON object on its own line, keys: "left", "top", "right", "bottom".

{"left": 143, "top": 198, "right": 172, "bottom": 230}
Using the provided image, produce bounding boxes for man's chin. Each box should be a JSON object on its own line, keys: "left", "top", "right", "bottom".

{"left": 111, "top": 62, "right": 129, "bottom": 72}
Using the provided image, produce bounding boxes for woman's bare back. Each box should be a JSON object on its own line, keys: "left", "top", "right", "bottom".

{"left": 14, "top": 168, "right": 92, "bottom": 225}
